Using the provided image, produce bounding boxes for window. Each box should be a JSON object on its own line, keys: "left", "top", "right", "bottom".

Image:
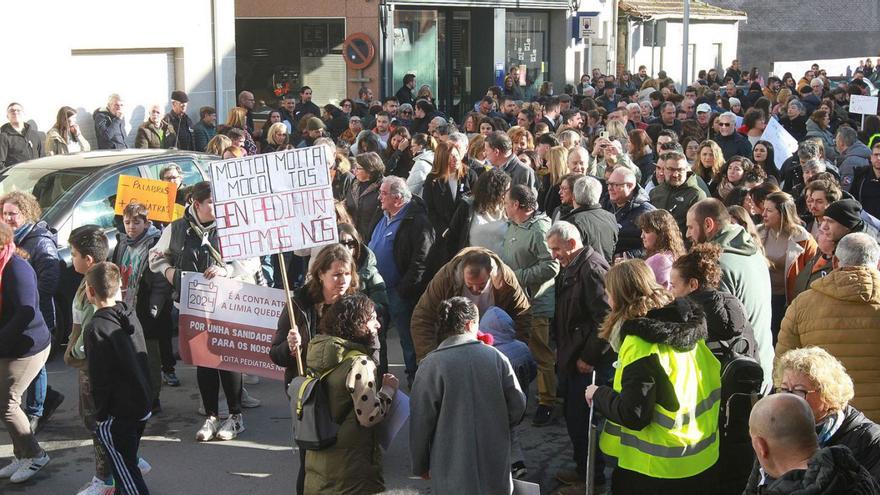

{"left": 506, "top": 12, "right": 550, "bottom": 100}
{"left": 73, "top": 165, "right": 140, "bottom": 229}
{"left": 393, "top": 10, "right": 440, "bottom": 102}
{"left": 139, "top": 159, "right": 203, "bottom": 188}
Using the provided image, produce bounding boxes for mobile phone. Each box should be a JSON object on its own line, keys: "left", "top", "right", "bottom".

{"left": 599, "top": 130, "right": 609, "bottom": 140}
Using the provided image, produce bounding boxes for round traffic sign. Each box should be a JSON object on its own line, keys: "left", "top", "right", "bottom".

{"left": 343, "top": 33, "right": 375, "bottom": 70}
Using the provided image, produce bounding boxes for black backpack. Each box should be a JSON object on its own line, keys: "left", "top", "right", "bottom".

{"left": 288, "top": 350, "right": 363, "bottom": 451}
{"left": 713, "top": 337, "right": 764, "bottom": 442}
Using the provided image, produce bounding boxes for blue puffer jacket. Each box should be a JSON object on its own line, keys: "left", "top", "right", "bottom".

{"left": 15, "top": 222, "right": 59, "bottom": 332}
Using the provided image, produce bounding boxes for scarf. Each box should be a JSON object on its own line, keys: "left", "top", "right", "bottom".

{"left": 816, "top": 409, "right": 845, "bottom": 445}
{"left": 608, "top": 319, "right": 625, "bottom": 353}
{"left": 186, "top": 207, "right": 224, "bottom": 266}
{"left": 0, "top": 242, "right": 17, "bottom": 314}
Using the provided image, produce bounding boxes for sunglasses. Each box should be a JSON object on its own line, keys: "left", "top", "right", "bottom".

{"left": 340, "top": 240, "right": 358, "bottom": 249}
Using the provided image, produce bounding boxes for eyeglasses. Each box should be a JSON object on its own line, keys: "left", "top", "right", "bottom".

{"left": 340, "top": 240, "right": 358, "bottom": 249}
{"left": 401, "top": 110, "right": 413, "bottom": 115}
{"left": 163, "top": 175, "right": 181, "bottom": 181}
{"left": 774, "top": 387, "right": 816, "bottom": 399}
{"left": 718, "top": 122, "right": 732, "bottom": 127}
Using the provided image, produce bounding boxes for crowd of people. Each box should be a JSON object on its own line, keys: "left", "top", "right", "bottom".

{"left": 1, "top": 58, "right": 880, "bottom": 495}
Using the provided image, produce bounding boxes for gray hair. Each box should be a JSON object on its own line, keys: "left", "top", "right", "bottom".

{"left": 660, "top": 101, "right": 676, "bottom": 112}
{"left": 447, "top": 132, "right": 469, "bottom": 153}
{"left": 728, "top": 97, "right": 741, "bottom": 108}
{"left": 837, "top": 126, "right": 858, "bottom": 147}
{"left": 107, "top": 93, "right": 123, "bottom": 106}
{"left": 382, "top": 176, "right": 412, "bottom": 204}
{"left": 802, "top": 158, "right": 826, "bottom": 174}
{"left": 797, "top": 140, "right": 821, "bottom": 160}
{"left": 546, "top": 221, "right": 583, "bottom": 246}
{"left": 572, "top": 175, "right": 602, "bottom": 207}
{"left": 626, "top": 102, "right": 641, "bottom": 112}
{"left": 835, "top": 233, "right": 880, "bottom": 268}
{"left": 610, "top": 164, "right": 637, "bottom": 184}
{"left": 788, "top": 100, "right": 806, "bottom": 115}
{"left": 720, "top": 111, "right": 737, "bottom": 123}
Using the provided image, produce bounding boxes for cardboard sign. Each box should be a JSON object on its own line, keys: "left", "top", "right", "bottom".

{"left": 209, "top": 147, "right": 338, "bottom": 261}
{"left": 178, "top": 272, "right": 286, "bottom": 380}
{"left": 760, "top": 118, "right": 799, "bottom": 171}
{"left": 849, "top": 94, "right": 879, "bottom": 115}
{"left": 114, "top": 175, "right": 177, "bottom": 222}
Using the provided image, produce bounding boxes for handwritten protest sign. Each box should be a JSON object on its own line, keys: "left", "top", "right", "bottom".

{"left": 178, "top": 272, "right": 286, "bottom": 380}
{"left": 760, "top": 118, "right": 799, "bottom": 171}
{"left": 114, "top": 175, "right": 177, "bottom": 222}
{"left": 849, "top": 95, "right": 879, "bottom": 115}
{"left": 209, "top": 146, "right": 338, "bottom": 261}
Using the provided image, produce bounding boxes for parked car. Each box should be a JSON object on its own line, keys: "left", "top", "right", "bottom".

{"left": 0, "top": 149, "right": 217, "bottom": 344}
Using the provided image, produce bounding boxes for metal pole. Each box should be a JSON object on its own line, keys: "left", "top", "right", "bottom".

{"left": 681, "top": 0, "right": 690, "bottom": 92}
{"left": 587, "top": 37, "right": 593, "bottom": 81}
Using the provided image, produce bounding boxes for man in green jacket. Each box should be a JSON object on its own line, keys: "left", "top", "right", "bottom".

{"left": 650, "top": 149, "right": 707, "bottom": 235}
{"left": 501, "top": 185, "right": 560, "bottom": 427}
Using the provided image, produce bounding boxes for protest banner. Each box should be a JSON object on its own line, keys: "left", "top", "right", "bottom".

{"left": 849, "top": 94, "right": 879, "bottom": 115}
{"left": 760, "top": 118, "right": 799, "bottom": 171}
{"left": 114, "top": 175, "right": 177, "bottom": 222}
{"left": 178, "top": 271, "right": 287, "bottom": 380}
{"left": 209, "top": 146, "right": 338, "bottom": 261}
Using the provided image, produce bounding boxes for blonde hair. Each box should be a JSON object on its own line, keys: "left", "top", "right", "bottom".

{"left": 605, "top": 121, "right": 628, "bottom": 142}
{"left": 545, "top": 146, "right": 570, "bottom": 186}
{"left": 0, "top": 191, "right": 41, "bottom": 223}
{"left": 695, "top": 140, "right": 725, "bottom": 181}
{"left": 205, "top": 134, "right": 231, "bottom": 156}
{"left": 467, "top": 134, "right": 487, "bottom": 161}
{"left": 600, "top": 259, "right": 674, "bottom": 340}
{"left": 225, "top": 106, "right": 248, "bottom": 129}
{"left": 775, "top": 347, "right": 855, "bottom": 412}
{"left": 266, "top": 122, "right": 289, "bottom": 146}
{"left": 559, "top": 130, "right": 582, "bottom": 151}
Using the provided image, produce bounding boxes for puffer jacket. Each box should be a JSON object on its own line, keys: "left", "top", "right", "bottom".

{"left": 743, "top": 445, "right": 879, "bottom": 495}
{"left": 839, "top": 140, "right": 872, "bottom": 190}
{"left": 500, "top": 212, "right": 559, "bottom": 318}
{"left": 15, "top": 222, "right": 59, "bottom": 332}
{"left": 411, "top": 247, "right": 532, "bottom": 361}
{"left": 687, "top": 287, "right": 756, "bottom": 357}
{"left": 757, "top": 224, "right": 818, "bottom": 303}
{"left": 93, "top": 107, "right": 127, "bottom": 150}
{"left": 777, "top": 266, "right": 880, "bottom": 421}
{"left": 601, "top": 184, "right": 655, "bottom": 258}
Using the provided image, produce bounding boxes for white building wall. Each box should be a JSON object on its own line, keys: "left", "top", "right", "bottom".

{"left": 562, "top": 0, "right": 617, "bottom": 84}
{"left": 628, "top": 19, "right": 739, "bottom": 85}
{"left": 0, "top": 0, "right": 236, "bottom": 148}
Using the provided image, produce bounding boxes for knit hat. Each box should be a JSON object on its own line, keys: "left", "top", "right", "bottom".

{"left": 824, "top": 199, "right": 864, "bottom": 232}
{"left": 728, "top": 97, "right": 741, "bottom": 108}
{"left": 171, "top": 90, "right": 189, "bottom": 103}
{"left": 305, "top": 117, "right": 326, "bottom": 131}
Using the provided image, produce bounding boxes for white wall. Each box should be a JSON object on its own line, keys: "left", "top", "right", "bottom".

{"left": 564, "top": 0, "right": 618, "bottom": 83}
{"left": 628, "top": 19, "right": 739, "bottom": 86}
{"left": 0, "top": 0, "right": 236, "bottom": 147}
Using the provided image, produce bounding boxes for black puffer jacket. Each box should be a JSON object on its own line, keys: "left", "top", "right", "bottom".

{"left": 827, "top": 406, "right": 880, "bottom": 482}
{"left": 687, "top": 287, "right": 757, "bottom": 357}
{"left": 744, "top": 445, "right": 879, "bottom": 495}
{"left": 0, "top": 123, "right": 43, "bottom": 167}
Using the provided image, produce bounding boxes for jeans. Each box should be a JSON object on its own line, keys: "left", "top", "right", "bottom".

{"left": 96, "top": 417, "right": 150, "bottom": 495}
{"left": 25, "top": 366, "right": 47, "bottom": 417}
{"left": 562, "top": 367, "right": 611, "bottom": 481}
{"left": 387, "top": 287, "right": 417, "bottom": 377}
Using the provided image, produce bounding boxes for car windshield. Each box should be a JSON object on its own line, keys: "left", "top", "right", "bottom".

{"left": 0, "top": 167, "right": 95, "bottom": 215}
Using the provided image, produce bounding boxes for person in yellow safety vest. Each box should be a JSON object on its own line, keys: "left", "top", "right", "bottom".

{"left": 585, "top": 259, "right": 721, "bottom": 494}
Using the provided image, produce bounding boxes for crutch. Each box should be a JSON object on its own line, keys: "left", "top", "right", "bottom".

{"left": 585, "top": 370, "right": 597, "bottom": 495}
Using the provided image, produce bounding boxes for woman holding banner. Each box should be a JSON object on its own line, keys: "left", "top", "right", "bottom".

{"left": 270, "top": 243, "right": 360, "bottom": 495}
{"left": 148, "top": 181, "right": 260, "bottom": 443}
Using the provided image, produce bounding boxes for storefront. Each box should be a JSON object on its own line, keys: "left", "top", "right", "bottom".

{"left": 383, "top": 0, "right": 570, "bottom": 121}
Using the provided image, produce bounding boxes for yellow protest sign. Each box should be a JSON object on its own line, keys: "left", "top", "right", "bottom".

{"left": 114, "top": 175, "right": 177, "bottom": 223}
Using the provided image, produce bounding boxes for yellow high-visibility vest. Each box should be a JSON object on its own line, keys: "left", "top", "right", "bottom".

{"left": 599, "top": 334, "right": 721, "bottom": 479}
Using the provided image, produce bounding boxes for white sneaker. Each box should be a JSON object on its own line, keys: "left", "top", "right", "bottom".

{"left": 138, "top": 457, "right": 151, "bottom": 476}
{"left": 0, "top": 457, "right": 23, "bottom": 478}
{"left": 242, "top": 374, "right": 260, "bottom": 385}
{"left": 241, "top": 388, "right": 261, "bottom": 408}
{"left": 75, "top": 476, "right": 115, "bottom": 495}
{"left": 216, "top": 413, "right": 245, "bottom": 441}
{"left": 196, "top": 416, "right": 221, "bottom": 442}
{"left": 197, "top": 404, "right": 229, "bottom": 419}
{"left": 10, "top": 452, "right": 50, "bottom": 483}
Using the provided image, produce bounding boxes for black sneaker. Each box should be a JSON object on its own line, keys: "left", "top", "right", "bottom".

{"left": 36, "top": 390, "right": 64, "bottom": 432}
{"left": 511, "top": 461, "right": 527, "bottom": 479}
{"left": 532, "top": 404, "right": 554, "bottom": 426}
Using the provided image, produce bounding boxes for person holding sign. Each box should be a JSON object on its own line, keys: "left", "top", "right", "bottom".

{"left": 148, "top": 181, "right": 260, "bottom": 442}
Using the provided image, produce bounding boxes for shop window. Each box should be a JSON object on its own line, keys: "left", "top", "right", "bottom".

{"left": 393, "top": 10, "right": 440, "bottom": 103}
{"left": 506, "top": 12, "right": 550, "bottom": 100}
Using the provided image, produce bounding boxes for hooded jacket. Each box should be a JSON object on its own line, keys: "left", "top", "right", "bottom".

{"left": 113, "top": 225, "right": 172, "bottom": 338}
{"left": 15, "top": 222, "right": 59, "bottom": 332}
{"left": 710, "top": 223, "right": 773, "bottom": 390}
{"left": 411, "top": 247, "right": 532, "bottom": 361}
{"left": 85, "top": 302, "right": 152, "bottom": 421}
{"left": 561, "top": 204, "right": 619, "bottom": 263}
{"left": 93, "top": 107, "right": 128, "bottom": 150}
{"left": 744, "top": 445, "right": 879, "bottom": 495}
{"left": 777, "top": 266, "right": 880, "bottom": 422}
{"left": 649, "top": 172, "right": 708, "bottom": 234}
{"left": 687, "top": 287, "right": 757, "bottom": 357}
{"left": 0, "top": 122, "right": 44, "bottom": 168}
{"left": 839, "top": 141, "right": 872, "bottom": 190}
{"left": 602, "top": 184, "right": 655, "bottom": 258}
{"left": 500, "top": 212, "right": 559, "bottom": 318}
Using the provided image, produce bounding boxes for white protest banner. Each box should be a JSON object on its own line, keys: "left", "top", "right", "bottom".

{"left": 178, "top": 272, "right": 287, "bottom": 380}
{"left": 760, "top": 118, "right": 799, "bottom": 171}
{"left": 209, "top": 146, "right": 338, "bottom": 261}
{"left": 849, "top": 94, "right": 879, "bottom": 116}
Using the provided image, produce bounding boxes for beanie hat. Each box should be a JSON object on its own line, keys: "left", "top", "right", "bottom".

{"left": 305, "top": 117, "right": 326, "bottom": 131}
{"left": 824, "top": 199, "right": 864, "bottom": 232}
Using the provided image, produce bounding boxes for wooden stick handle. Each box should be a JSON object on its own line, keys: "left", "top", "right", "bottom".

{"left": 277, "top": 251, "right": 304, "bottom": 376}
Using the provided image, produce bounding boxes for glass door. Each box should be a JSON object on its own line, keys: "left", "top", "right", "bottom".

{"left": 393, "top": 10, "right": 439, "bottom": 107}
{"left": 447, "top": 11, "right": 472, "bottom": 122}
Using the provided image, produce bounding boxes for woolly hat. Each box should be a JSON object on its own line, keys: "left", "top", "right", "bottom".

{"left": 824, "top": 199, "right": 864, "bottom": 232}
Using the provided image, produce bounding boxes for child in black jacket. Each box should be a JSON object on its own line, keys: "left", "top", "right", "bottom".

{"left": 84, "top": 262, "right": 152, "bottom": 495}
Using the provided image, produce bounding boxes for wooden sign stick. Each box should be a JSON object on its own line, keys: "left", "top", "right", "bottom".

{"left": 277, "top": 251, "right": 304, "bottom": 376}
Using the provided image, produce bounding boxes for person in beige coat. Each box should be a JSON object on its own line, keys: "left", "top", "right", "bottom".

{"left": 45, "top": 106, "right": 90, "bottom": 156}
{"left": 776, "top": 233, "right": 880, "bottom": 422}
{"left": 135, "top": 104, "right": 173, "bottom": 149}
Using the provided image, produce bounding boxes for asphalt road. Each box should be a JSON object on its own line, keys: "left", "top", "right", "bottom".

{"left": 0, "top": 330, "right": 577, "bottom": 494}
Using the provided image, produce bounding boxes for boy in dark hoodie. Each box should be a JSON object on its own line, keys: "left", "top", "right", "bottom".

{"left": 84, "top": 262, "right": 152, "bottom": 495}
{"left": 111, "top": 202, "right": 172, "bottom": 411}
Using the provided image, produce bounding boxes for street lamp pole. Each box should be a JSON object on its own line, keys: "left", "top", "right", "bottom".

{"left": 681, "top": 0, "right": 690, "bottom": 92}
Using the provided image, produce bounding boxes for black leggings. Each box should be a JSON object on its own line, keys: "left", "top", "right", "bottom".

{"left": 196, "top": 367, "right": 242, "bottom": 416}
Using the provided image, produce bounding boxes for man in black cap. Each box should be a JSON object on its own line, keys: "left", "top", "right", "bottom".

{"left": 163, "top": 90, "right": 195, "bottom": 151}
{"left": 820, "top": 199, "right": 870, "bottom": 245}
{"left": 595, "top": 82, "right": 620, "bottom": 112}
